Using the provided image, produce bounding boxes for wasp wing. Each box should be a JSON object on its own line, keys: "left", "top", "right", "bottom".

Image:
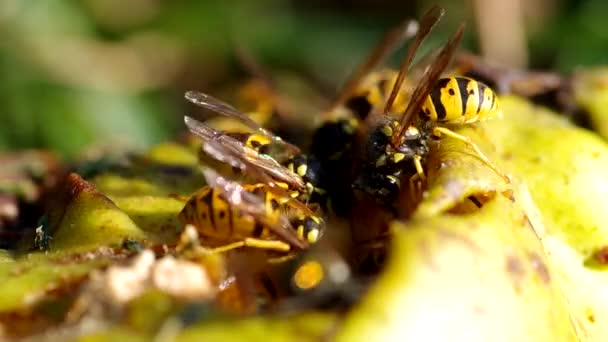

{"left": 185, "top": 90, "right": 300, "bottom": 155}
{"left": 202, "top": 167, "right": 309, "bottom": 250}
{"left": 324, "top": 16, "right": 419, "bottom": 116}
{"left": 392, "top": 23, "right": 465, "bottom": 146}
{"left": 185, "top": 116, "right": 306, "bottom": 190}
{"left": 383, "top": 4, "right": 445, "bottom": 115}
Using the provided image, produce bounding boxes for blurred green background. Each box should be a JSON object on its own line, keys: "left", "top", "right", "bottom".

{"left": 0, "top": 0, "right": 605, "bottom": 157}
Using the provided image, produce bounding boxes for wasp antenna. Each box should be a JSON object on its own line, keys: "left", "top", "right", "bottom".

{"left": 233, "top": 42, "right": 277, "bottom": 89}
{"left": 383, "top": 5, "right": 445, "bottom": 116}
{"left": 324, "top": 16, "right": 419, "bottom": 116}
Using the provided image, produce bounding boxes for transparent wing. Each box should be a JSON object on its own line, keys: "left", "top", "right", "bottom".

{"left": 202, "top": 167, "right": 308, "bottom": 250}
{"left": 185, "top": 90, "right": 300, "bottom": 155}
{"left": 392, "top": 23, "right": 465, "bottom": 146}
{"left": 324, "top": 16, "right": 420, "bottom": 115}
{"left": 383, "top": 4, "right": 445, "bottom": 115}
{"left": 185, "top": 116, "right": 306, "bottom": 190}
{"left": 233, "top": 42, "right": 277, "bottom": 89}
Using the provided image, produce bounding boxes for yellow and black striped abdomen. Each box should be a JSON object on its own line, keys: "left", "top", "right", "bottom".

{"left": 178, "top": 186, "right": 274, "bottom": 244}
{"left": 420, "top": 77, "right": 501, "bottom": 124}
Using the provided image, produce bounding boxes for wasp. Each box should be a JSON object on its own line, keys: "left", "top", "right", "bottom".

{"left": 202, "top": 79, "right": 279, "bottom": 134}
{"left": 184, "top": 91, "right": 329, "bottom": 209}
{"left": 178, "top": 168, "right": 323, "bottom": 258}
{"left": 343, "top": 5, "right": 509, "bottom": 208}
{"left": 309, "top": 10, "right": 439, "bottom": 216}
{"left": 181, "top": 93, "right": 328, "bottom": 259}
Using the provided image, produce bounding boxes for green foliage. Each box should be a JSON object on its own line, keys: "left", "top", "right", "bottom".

{"left": 2, "top": 0, "right": 607, "bottom": 155}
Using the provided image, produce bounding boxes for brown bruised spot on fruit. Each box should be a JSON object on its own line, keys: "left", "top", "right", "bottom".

{"left": 592, "top": 246, "right": 608, "bottom": 265}
{"left": 528, "top": 252, "right": 551, "bottom": 285}
{"left": 46, "top": 173, "right": 114, "bottom": 231}
{"left": 445, "top": 191, "right": 497, "bottom": 215}
{"left": 505, "top": 254, "right": 526, "bottom": 291}
{"left": 501, "top": 189, "right": 515, "bottom": 202}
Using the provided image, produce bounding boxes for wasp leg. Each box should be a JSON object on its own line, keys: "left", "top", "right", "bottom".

{"left": 176, "top": 225, "right": 201, "bottom": 253}
{"left": 267, "top": 254, "right": 298, "bottom": 264}
{"left": 211, "top": 238, "right": 292, "bottom": 254}
{"left": 433, "top": 126, "right": 510, "bottom": 183}
{"left": 408, "top": 174, "right": 421, "bottom": 203}
{"left": 408, "top": 155, "right": 426, "bottom": 202}
{"left": 413, "top": 154, "right": 426, "bottom": 181}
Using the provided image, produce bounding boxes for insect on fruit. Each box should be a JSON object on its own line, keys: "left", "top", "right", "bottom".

{"left": 351, "top": 5, "right": 509, "bottom": 207}
{"left": 178, "top": 167, "right": 324, "bottom": 260}
{"left": 309, "top": 8, "right": 440, "bottom": 215}
{"left": 181, "top": 93, "right": 329, "bottom": 260}
{"left": 323, "top": 15, "right": 421, "bottom": 121}
{"left": 184, "top": 91, "right": 329, "bottom": 209}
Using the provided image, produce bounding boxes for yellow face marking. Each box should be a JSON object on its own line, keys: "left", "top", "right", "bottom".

{"left": 392, "top": 153, "right": 406, "bottom": 163}
{"left": 288, "top": 163, "right": 294, "bottom": 171}
{"left": 297, "top": 164, "right": 308, "bottom": 177}
{"left": 307, "top": 229, "right": 320, "bottom": 244}
{"left": 405, "top": 126, "right": 419, "bottom": 137}
{"left": 381, "top": 125, "right": 393, "bottom": 137}
{"left": 297, "top": 225, "right": 305, "bottom": 240}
